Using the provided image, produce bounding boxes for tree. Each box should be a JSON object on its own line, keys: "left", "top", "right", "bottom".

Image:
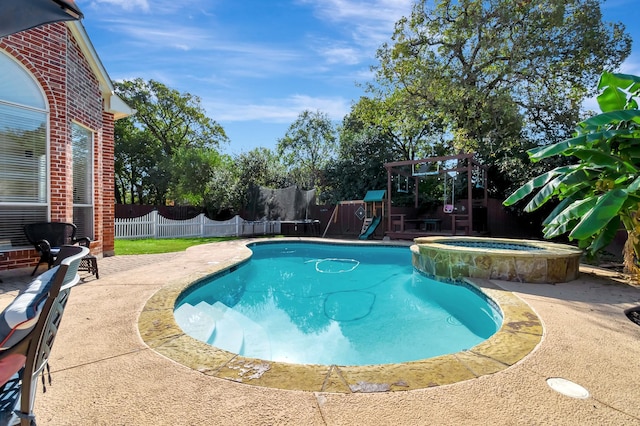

{"left": 114, "top": 118, "right": 160, "bottom": 204}
{"left": 229, "top": 147, "right": 289, "bottom": 212}
{"left": 171, "top": 147, "right": 223, "bottom": 206}
{"left": 322, "top": 110, "right": 397, "bottom": 203}
{"left": 114, "top": 78, "right": 228, "bottom": 205}
{"left": 504, "top": 72, "right": 640, "bottom": 276}
{"left": 374, "top": 0, "right": 631, "bottom": 191}
{"left": 235, "top": 147, "right": 288, "bottom": 190}
{"left": 348, "top": 91, "right": 445, "bottom": 161}
{"left": 277, "top": 110, "right": 337, "bottom": 190}
{"left": 203, "top": 154, "right": 241, "bottom": 218}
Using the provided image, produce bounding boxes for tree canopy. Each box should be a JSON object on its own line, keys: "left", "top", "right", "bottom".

{"left": 277, "top": 110, "right": 337, "bottom": 191}
{"left": 114, "top": 78, "right": 228, "bottom": 205}
{"left": 347, "top": 91, "right": 445, "bottom": 161}
{"left": 371, "top": 0, "right": 631, "bottom": 192}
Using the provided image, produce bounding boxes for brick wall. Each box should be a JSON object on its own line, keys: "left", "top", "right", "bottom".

{"left": 101, "top": 112, "right": 116, "bottom": 256}
{"left": 0, "top": 23, "right": 114, "bottom": 270}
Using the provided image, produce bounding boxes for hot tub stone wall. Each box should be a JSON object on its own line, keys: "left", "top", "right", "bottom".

{"left": 412, "top": 237, "right": 582, "bottom": 284}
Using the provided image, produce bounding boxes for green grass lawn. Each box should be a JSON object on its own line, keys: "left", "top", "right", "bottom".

{"left": 114, "top": 237, "right": 237, "bottom": 255}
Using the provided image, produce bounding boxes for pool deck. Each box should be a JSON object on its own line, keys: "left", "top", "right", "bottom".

{"left": 1, "top": 237, "right": 639, "bottom": 425}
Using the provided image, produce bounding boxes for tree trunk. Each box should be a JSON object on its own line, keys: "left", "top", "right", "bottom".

{"left": 623, "top": 230, "right": 640, "bottom": 282}
{"left": 115, "top": 182, "right": 122, "bottom": 204}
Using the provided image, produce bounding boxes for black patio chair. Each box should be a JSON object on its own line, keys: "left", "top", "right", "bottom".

{"left": 23, "top": 223, "right": 90, "bottom": 276}
{"left": 0, "top": 245, "right": 89, "bottom": 425}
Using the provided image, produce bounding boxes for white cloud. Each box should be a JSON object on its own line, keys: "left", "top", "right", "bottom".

{"left": 319, "top": 45, "right": 362, "bottom": 65}
{"left": 619, "top": 59, "right": 640, "bottom": 77}
{"left": 206, "top": 95, "right": 351, "bottom": 123}
{"left": 85, "top": 0, "right": 209, "bottom": 14}
{"left": 302, "top": 0, "right": 412, "bottom": 25}
{"left": 92, "top": 15, "right": 307, "bottom": 74}
{"left": 299, "top": 0, "right": 413, "bottom": 47}
{"left": 97, "top": 18, "right": 211, "bottom": 51}
{"left": 88, "top": 0, "right": 150, "bottom": 12}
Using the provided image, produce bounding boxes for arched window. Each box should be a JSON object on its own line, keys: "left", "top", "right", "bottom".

{"left": 0, "top": 51, "right": 49, "bottom": 249}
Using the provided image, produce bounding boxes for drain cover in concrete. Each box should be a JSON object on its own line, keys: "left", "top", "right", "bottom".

{"left": 546, "top": 377, "right": 590, "bottom": 399}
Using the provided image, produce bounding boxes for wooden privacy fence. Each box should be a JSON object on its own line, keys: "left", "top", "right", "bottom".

{"left": 115, "top": 211, "right": 281, "bottom": 239}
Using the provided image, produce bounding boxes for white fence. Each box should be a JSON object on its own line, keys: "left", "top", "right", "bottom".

{"left": 115, "top": 211, "right": 281, "bottom": 239}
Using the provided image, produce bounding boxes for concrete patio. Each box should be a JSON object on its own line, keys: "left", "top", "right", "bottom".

{"left": 0, "top": 238, "right": 639, "bottom": 425}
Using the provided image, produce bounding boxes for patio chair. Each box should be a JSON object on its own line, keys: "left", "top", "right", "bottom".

{"left": 0, "top": 245, "right": 88, "bottom": 426}
{"left": 23, "top": 223, "right": 91, "bottom": 276}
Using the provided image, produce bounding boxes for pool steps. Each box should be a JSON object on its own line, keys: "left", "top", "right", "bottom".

{"left": 173, "top": 303, "right": 216, "bottom": 343}
{"left": 175, "top": 301, "right": 272, "bottom": 359}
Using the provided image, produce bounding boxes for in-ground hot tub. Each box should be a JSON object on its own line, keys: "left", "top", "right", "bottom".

{"left": 412, "top": 236, "right": 583, "bottom": 283}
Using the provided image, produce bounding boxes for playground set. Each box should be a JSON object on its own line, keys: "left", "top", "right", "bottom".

{"left": 323, "top": 153, "right": 489, "bottom": 240}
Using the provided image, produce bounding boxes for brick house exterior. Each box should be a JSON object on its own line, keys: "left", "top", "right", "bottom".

{"left": 0, "top": 21, "right": 131, "bottom": 270}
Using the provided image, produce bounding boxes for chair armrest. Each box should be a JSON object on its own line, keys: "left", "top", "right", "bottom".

{"left": 73, "top": 237, "right": 91, "bottom": 247}
{"left": 34, "top": 239, "right": 52, "bottom": 253}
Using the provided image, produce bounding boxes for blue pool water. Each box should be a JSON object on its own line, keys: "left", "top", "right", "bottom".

{"left": 175, "top": 242, "right": 502, "bottom": 366}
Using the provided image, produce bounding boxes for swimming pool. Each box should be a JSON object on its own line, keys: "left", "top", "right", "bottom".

{"left": 175, "top": 242, "right": 503, "bottom": 366}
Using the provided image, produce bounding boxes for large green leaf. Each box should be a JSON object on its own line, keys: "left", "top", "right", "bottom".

{"left": 524, "top": 176, "right": 563, "bottom": 212}
{"left": 570, "top": 189, "right": 628, "bottom": 240}
{"left": 544, "top": 196, "right": 594, "bottom": 228}
{"left": 556, "top": 176, "right": 592, "bottom": 199}
{"left": 598, "top": 72, "right": 640, "bottom": 94}
{"left": 578, "top": 238, "right": 592, "bottom": 250}
{"left": 587, "top": 216, "right": 621, "bottom": 255}
{"left": 543, "top": 197, "right": 596, "bottom": 239}
{"left": 625, "top": 176, "right": 640, "bottom": 194}
{"left": 542, "top": 196, "right": 574, "bottom": 226}
{"left": 527, "top": 134, "right": 586, "bottom": 160}
{"left": 528, "top": 129, "right": 635, "bottom": 161}
{"left": 579, "top": 110, "right": 640, "bottom": 129}
{"left": 618, "top": 142, "right": 640, "bottom": 160}
{"left": 524, "top": 166, "right": 584, "bottom": 212}
{"left": 566, "top": 148, "right": 638, "bottom": 173}
{"left": 558, "top": 170, "right": 591, "bottom": 186}
{"left": 596, "top": 72, "right": 640, "bottom": 111}
{"left": 503, "top": 169, "right": 558, "bottom": 206}
{"left": 597, "top": 86, "right": 628, "bottom": 112}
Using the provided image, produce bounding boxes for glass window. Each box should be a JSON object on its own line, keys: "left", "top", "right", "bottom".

{"left": 72, "top": 123, "right": 93, "bottom": 239}
{"left": 0, "top": 53, "right": 46, "bottom": 109}
{"left": 0, "top": 51, "right": 48, "bottom": 249}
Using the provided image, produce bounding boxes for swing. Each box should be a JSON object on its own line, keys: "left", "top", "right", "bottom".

{"left": 443, "top": 172, "right": 455, "bottom": 213}
{"left": 396, "top": 175, "right": 409, "bottom": 193}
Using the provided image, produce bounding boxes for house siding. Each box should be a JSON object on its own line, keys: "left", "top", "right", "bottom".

{"left": 0, "top": 23, "right": 116, "bottom": 270}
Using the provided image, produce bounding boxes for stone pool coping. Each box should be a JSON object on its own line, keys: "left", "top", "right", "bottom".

{"left": 413, "top": 236, "right": 583, "bottom": 283}
{"left": 413, "top": 236, "right": 584, "bottom": 257}
{"left": 138, "top": 237, "right": 542, "bottom": 392}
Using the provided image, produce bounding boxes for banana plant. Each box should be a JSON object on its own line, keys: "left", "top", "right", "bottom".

{"left": 504, "top": 72, "right": 640, "bottom": 265}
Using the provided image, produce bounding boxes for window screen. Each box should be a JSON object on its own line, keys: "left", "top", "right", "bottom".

{"left": 0, "top": 52, "right": 48, "bottom": 249}
{"left": 72, "top": 123, "right": 93, "bottom": 239}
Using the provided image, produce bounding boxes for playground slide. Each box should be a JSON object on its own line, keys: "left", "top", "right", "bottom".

{"left": 358, "top": 216, "right": 381, "bottom": 240}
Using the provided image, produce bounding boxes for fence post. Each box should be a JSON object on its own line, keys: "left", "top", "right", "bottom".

{"left": 235, "top": 215, "right": 240, "bottom": 237}
{"left": 200, "top": 213, "right": 205, "bottom": 238}
{"left": 151, "top": 210, "right": 158, "bottom": 238}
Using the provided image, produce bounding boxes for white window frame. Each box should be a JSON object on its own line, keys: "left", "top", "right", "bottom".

{"left": 71, "top": 122, "right": 94, "bottom": 240}
{"left": 0, "top": 50, "right": 49, "bottom": 250}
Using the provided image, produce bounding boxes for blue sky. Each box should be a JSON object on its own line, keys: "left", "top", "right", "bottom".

{"left": 77, "top": 0, "right": 640, "bottom": 156}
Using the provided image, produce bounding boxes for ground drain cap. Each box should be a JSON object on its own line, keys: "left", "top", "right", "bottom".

{"left": 546, "top": 377, "right": 590, "bottom": 399}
